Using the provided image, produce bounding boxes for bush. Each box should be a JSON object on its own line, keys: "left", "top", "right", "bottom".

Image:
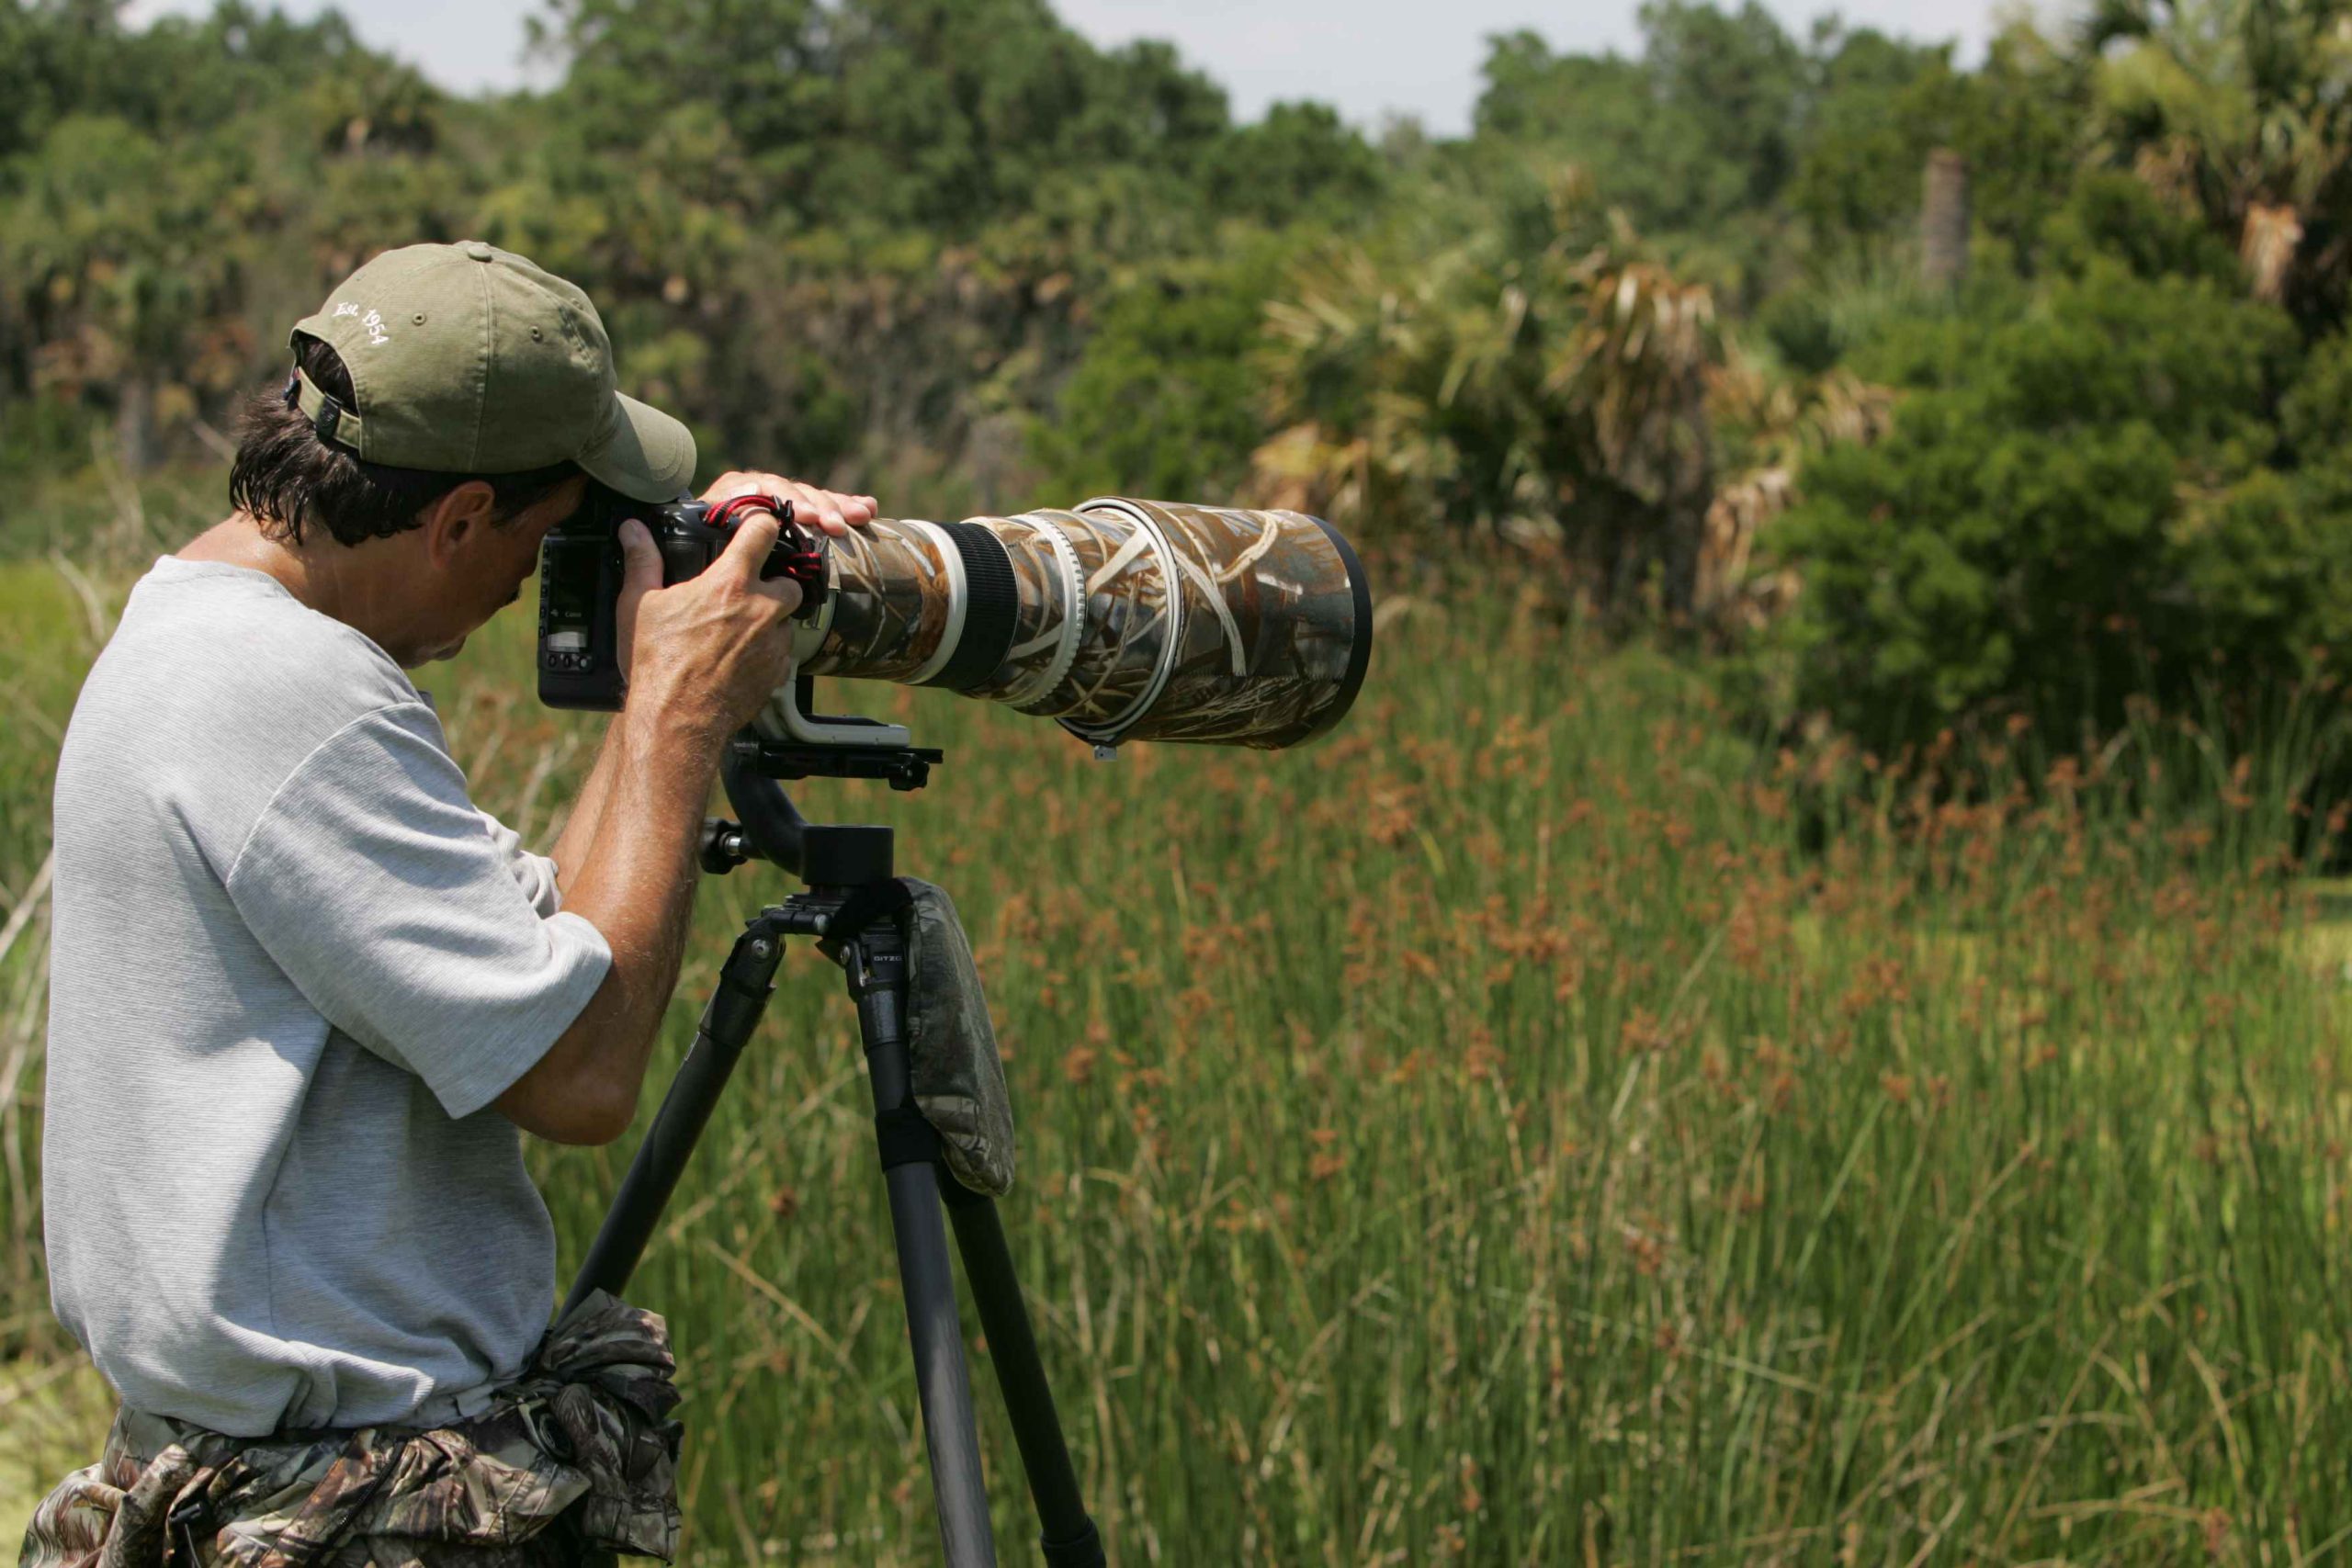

{"left": 1767, "top": 263, "right": 2344, "bottom": 756}
{"left": 2041, "top": 173, "right": 2240, "bottom": 288}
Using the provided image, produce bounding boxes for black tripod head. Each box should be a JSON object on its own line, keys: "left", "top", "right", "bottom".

{"left": 702, "top": 673, "right": 939, "bottom": 883}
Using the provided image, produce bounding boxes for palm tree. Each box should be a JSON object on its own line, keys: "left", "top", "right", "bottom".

{"left": 1700, "top": 345, "right": 1894, "bottom": 629}
{"left": 1250, "top": 166, "right": 1899, "bottom": 624}
{"left": 2086, "top": 0, "right": 2352, "bottom": 316}
{"left": 1545, "top": 258, "right": 1721, "bottom": 604}
{"left": 1250, "top": 175, "right": 1735, "bottom": 613}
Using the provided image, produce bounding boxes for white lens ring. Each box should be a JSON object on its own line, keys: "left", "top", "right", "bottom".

{"left": 1003, "top": 513, "right": 1088, "bottom": 711}
{"left": 897, "top": 518, "right": 969, "bottom": 687}
{"left": 1057, "top": 496, "right": 1187, "bottom": 747}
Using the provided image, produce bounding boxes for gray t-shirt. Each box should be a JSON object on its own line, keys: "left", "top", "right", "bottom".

{"left": 43, "top": 555, "right": 613, "bottom": 1438}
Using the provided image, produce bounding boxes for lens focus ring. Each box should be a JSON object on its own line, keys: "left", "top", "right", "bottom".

{"left": 924, "top": 523, "right": 1021, "bottom": 692}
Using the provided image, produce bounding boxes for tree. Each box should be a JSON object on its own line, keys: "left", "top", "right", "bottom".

{"left": 1784, "top": 28, "right": 1957, "bottom": 251}
{"left": 1028, "top": 244, "right": 1295, "bottom": 502}
{"left": 1470, "top": 5, "right": 1806, "bottom": 236}
{"left": 1641, "top": 1, "right": 1808, "bottom": 209}
{"left": 533, "top": 0, "right": 1229, "bottom": 234}
{"left": 1203, "top": 102, "right": 1385, "bottom": 228}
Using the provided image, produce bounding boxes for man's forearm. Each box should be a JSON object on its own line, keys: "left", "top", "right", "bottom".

{"left": 497, "top": 707, "right": 724, "bottom": 1141}
{"left": 550, "top": 716, "right": 629, "bottom": 898}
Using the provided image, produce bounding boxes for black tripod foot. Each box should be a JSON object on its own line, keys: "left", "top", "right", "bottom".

{"left": 1042, "top": 1523, "right": 1107, "bottom": 1567}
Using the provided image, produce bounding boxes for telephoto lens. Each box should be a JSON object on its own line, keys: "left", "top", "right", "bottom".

{"left": 777, "top": 498, "right": 1373, "bottom": 751}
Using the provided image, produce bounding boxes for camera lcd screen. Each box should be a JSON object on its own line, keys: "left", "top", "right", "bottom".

{"left": 537, "top": 529, "right": 616, "bottom": 698}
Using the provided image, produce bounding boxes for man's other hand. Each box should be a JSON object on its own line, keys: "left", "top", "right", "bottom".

{"left": 700, "top": 470, "right": 877, "bottom": 537}
{"left": 611, "top": 473, "right": 876, "bottom": 734}
{"left": 614, "top": 508, "right": 791, "bottom": 740}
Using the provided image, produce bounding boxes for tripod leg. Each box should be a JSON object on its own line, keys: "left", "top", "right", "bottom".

{"left": 943, "top": 1188, "right": 1106, "bottom": 1567}
{"left": 839, "top": 926, "right": 999, "bottom": 1568}
{"left": 885, "top": 1163, "right": 999, "bottom": 1566}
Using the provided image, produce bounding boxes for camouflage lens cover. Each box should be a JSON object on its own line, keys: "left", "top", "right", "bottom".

{"left": 796, "top": 497, "right": 1371, "bottom": 751}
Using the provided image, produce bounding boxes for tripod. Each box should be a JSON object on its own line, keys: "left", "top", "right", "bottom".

{"left": 563, "top": 709, "right": 1105, "bottom": 1567}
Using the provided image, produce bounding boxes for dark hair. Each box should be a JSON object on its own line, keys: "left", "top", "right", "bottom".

{"left": 229, "top": 335, "right": 586, "bottom": 547}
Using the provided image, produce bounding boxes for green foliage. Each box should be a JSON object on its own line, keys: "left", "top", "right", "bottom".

{"left": 1771, "top": 265, "right": 2330, "bottom": 752}
{"left": 1639, "top": 0, "right": 1807, "bottom": 209}
{"left": 2281, "top": 329, "right": 2352, "bottom": 499}
{"left": 1947, "top": 21, "right": 2088, "bottom": 260}
{"left": 1748, "top": 250, "right": 1974, "bottom": 377}
{"left": 0, "top": 0, "right": 1404, "bottom": 510}
{"left": 1249, "top": 186, "right": 1724, "bottom": 609}
{"left": 1202, "top": 101, "right": 1385, "bottom": 227}
{"left": 1784, "top": 33, "right": 1958, "bottom": 251}
{"left": 2085, "top": 0, "right": 2352, "bottom": 325}
{"left": 1026, "top": 243, "right": 1295, "bottom": 502}
{"left": 0, "top": 0, "right": 479, "bottom": 468}
{"left": 2042, "top": 170, "right": 2242, "bottom": 284}
{"left": 1472, "top": 6, "right": 1805, "bottom": 235}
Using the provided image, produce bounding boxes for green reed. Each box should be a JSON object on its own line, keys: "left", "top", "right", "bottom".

{"left": 6, "top": 533, "right": 2352, "bottom": 1564}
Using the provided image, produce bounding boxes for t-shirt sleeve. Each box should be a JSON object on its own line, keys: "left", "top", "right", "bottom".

{"left": 476, "top": 807, "right": 565, "bottom": 918}
{"left": 224, "top": 704, "right": 612, "bottom": 1119}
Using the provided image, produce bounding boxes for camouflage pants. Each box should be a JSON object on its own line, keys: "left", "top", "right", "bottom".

{"left": 17, "top": 1291, "right": 681, "bottom": 1568}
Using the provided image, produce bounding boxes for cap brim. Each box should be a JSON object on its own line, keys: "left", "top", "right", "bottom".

{"left": 578, "top": 392, "right": 696, "bottom": 503}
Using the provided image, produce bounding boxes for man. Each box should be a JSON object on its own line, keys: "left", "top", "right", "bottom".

{"left": 20, "top": 242, "right": 873, "bottom": 1565}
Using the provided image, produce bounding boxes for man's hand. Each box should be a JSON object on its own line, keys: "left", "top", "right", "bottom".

{"left": 616, "top": 511, "right": 797, "bottom": 741}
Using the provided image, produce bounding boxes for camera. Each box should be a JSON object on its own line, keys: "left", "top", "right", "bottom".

{"left": 537, "top": 493, "right": 825, "bottom": 710}
{"left": 539, "top": 490, "right": 1372, "bottom": 755}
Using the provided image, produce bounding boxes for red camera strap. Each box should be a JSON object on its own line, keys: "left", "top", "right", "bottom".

{"left": 705, "top": 493, "right": 827, "bottom": 602}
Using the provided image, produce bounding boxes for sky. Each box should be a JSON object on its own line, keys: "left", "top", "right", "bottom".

{"left": 123, "top": 0, "right": 2009, "bottom": 139}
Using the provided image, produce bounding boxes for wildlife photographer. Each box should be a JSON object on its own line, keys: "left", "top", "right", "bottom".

{"left": 20, "top": 242, "right": 873, "bottom": 1567}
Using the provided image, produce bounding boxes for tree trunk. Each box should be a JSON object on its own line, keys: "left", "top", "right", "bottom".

{"left": 1921, "top": 149, "right": 1971, "bottom": 290}
{"left": 2241, "top": 202, "right": 2302, "bottom": 303}
{"left": 115, "top": 376, "right": 154, "bottom": 474}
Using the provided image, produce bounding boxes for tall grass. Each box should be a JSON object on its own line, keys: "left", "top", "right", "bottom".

{"left": 6, "top": 503, "right": 2352, "bottom": 1563}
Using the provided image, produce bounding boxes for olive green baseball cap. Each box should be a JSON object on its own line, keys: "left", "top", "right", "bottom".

{"left": 287, "top": 240, "right": 695, "bottom": 503}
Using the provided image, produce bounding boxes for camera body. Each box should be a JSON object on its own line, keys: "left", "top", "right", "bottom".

{"left": 537, "top": 494, "right": 821, "bottom": 710}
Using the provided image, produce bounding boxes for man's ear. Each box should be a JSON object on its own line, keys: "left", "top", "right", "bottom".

{"left": 419, "top": 480, "right": 500, "bottom": 570}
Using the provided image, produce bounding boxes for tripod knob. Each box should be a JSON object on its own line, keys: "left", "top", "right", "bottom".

{"left": 800, "top": 824, "right": 895, "bottom": 888}
{"left": 698, "top": 818, "right": 755, "bottom": 874}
